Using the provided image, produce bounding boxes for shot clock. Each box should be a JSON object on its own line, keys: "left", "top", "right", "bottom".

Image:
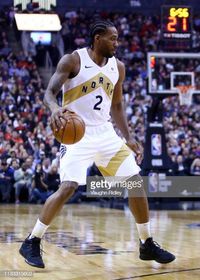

{"left": 161, "top": 6, "right": 192, "bottom": 39}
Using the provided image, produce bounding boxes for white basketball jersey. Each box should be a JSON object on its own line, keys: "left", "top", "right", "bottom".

{"left": 62, "top": 47, "right": 119, "bottom": 126}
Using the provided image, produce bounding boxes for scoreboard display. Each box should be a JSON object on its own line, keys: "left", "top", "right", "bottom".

{"left": 161, "top": 6, "right": 192, "bottom": 39}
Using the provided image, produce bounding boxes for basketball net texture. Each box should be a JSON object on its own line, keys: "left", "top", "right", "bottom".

{"left": 176, "top": 85, "right": 194, "bottom": 106}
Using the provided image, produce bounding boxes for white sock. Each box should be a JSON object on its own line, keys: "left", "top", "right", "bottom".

{"left": 136, "top": 222, "right": 151, "bottom": 243}
{"left": 29, "top": 219, "right": 49, "bottom": 239}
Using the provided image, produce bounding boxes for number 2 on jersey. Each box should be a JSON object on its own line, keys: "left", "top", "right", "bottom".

{"left": 93, "top": 95, "right": 103, "bottom": 110}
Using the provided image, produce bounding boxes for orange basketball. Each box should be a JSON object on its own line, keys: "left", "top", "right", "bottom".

{"left": 51, "top": 112, "right": 85, "bottom": 144}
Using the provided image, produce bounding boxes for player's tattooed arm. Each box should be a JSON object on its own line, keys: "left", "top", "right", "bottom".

{"left": 44, "top": 52, "right": 79, "bottom": 130}
{"left": 44, "top": 53, "right": 77, "bottom": 112}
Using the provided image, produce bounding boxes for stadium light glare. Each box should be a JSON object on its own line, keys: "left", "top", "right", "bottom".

{"left": 15, "top": 13, "right": 61, "bottom": 31}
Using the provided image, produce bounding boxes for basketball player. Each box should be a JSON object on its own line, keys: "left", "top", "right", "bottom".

{"left": 19, "top": 20, "right": 175, "bottom": 268}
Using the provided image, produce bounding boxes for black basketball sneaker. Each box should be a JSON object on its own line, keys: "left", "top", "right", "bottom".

{"left": 139, "top": 237, "right": 176, "bottom": 263}
{"left": 19, "top": 236, "right": 45, "bottom": 268}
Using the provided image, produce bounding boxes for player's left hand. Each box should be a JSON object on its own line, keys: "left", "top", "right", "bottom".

{"left": 126, "top": 139, "right": 143, "bottom": 164}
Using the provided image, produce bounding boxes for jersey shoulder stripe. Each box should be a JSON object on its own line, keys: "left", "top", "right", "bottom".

{"left": 63, "top": 73, "right": 114, "bottom": 106}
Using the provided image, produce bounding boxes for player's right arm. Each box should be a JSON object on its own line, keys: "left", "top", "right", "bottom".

{"left": 43, "top": 52, "right": 79, "bottom": 131}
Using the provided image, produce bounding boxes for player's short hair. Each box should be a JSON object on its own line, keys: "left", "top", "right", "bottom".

{"left": 89, "top": 20, "right": 115, "bottom": 47}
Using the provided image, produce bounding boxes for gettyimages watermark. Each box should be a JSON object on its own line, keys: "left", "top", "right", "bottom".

{"left": 86, "top": 175, "right": 200, "bottom": 198}
{"left": 87, "top": 176, "right": 143, "bottom": 197}
{"left": 0, "top": 271, "right": 33, "bottom": 278}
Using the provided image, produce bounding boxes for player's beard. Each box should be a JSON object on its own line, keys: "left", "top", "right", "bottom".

{"left": 104, "top": 50, "right": 114, "bottom": 58}
{"left": 105, "top": 53, "right": 113, "bottom": 58}
{"left": 101, "top": 47, "right": 114, "bottom": 58}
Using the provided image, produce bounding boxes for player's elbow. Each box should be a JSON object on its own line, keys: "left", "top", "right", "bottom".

{"left": 43, "top": 89, "right": 51, "bottom": 106}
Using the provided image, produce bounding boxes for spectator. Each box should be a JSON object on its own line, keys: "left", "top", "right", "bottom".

{"left": 0, "top": 159, "right": 14, "bottom": 202}
{"left": 190, "top": 158, "right": 200, "bottom": 175}
{"left": 45, "top": 165, "right": 60, "bottom": 192}
{"left": 42, "top": 158, "right": 51, "bottom": 174}
{"left": 173, "top": 155, "right": 189, "bottom": 176}
{"left": 14, "top": 162, "right": 32, "bottom": 203}
{"left": 30, "top": 164, "right": 53, "bottom": 203}
{"left": 51, "top": 152, "right": 60, "bottom": 171}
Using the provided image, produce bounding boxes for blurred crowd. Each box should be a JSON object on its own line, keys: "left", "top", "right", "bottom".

{"left": 0, "top": 7, "right": 60, "bottom": 203}
{"left": 0, "top": 7, "right": 200, "bottom": 203}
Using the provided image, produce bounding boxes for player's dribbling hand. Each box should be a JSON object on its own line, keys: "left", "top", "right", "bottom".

{"left": 126, "top": 139, "right": 144, "bottom": 165}
{"left": 50, "top": 106, "right": 74, "bottom": 132}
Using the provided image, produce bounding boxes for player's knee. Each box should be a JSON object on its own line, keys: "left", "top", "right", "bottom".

{"left": 127, "top": 174, "right": 144, "bottom": 195}
{"left": 132, "top": 174, "right": 144, "bottom": 187}
{"left": 128, "top": 174, "right": 143, "bottom": 185}
{"left": 58, "top": 181, "right": 78, "bottom": 201}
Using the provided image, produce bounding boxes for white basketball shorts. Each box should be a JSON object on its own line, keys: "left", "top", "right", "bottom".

{"left": 59, "top": 122, "right": 141, "bottom": 185}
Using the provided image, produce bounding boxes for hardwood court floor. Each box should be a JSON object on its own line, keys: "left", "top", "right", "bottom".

{"left": 0, "top": 204, "right": 200, "bottom": 280}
